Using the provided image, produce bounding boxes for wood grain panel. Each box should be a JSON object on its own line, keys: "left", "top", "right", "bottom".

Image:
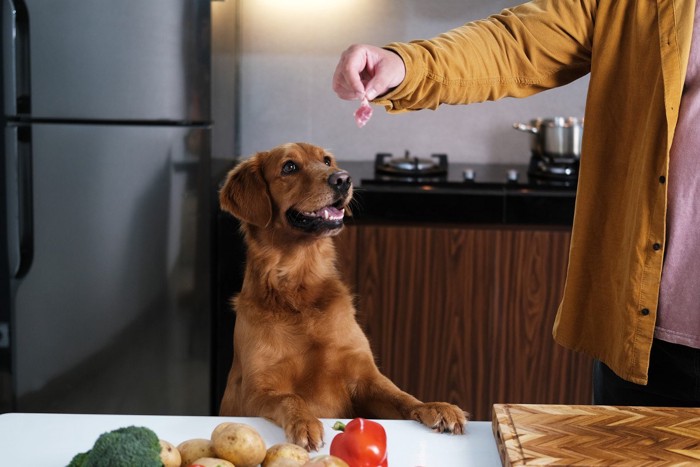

{"left": 437, "top": 228, "right": 495, "bottom": 416}
{"left": 334, "top": 224, "right": 592, "bottom": 421}
{"left": 489, "top": 229, "right": 592, "bottom": 409}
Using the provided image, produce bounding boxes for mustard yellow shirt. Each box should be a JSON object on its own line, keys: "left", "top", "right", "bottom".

{"left": 378, "top": 0, "right": 696, "bottom": 384}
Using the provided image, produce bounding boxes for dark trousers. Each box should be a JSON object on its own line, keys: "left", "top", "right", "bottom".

{"left": 594, "top": 338, "right": 700, "bottom": 406}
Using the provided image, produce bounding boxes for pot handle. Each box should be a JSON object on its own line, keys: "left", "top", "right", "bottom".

{"left": 513, "top": 122, "right": 538, "bottom": 134}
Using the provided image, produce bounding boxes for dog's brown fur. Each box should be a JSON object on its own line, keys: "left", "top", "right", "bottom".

{"left": 218, "top": 143, "right": 467, "bottom": 450}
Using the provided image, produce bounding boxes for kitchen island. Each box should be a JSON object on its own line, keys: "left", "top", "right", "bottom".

{"left": 0, "top": 412, "right": 500, "bottom": 466}
{"left": 334, "top": 161, "right": 592, "bottom": 421}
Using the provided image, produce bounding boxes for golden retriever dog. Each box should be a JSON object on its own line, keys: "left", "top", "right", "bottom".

{"left": 218, "top": 142, "right": 467, "bottom": 450}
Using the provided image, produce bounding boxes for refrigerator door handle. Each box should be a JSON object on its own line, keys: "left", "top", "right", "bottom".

{"left": 6, "top": 126, "right": 34, "bottom": 278}
{"left": 3, "top": 0, "right": 31, "bottom": 114}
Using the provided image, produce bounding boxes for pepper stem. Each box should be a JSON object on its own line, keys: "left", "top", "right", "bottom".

{"left": 332, "top": 421, "right": 347, "bottom": 432}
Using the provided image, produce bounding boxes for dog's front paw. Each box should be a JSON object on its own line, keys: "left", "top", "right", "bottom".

{"left": 285, "top": 417, "right": 325, "bottom": 451}
{"left": 410, "top": 402, "right": 468, "bottom": 434}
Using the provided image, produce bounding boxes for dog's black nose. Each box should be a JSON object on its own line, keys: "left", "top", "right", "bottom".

{"left": 328, "top": 170, "right": 352, "bottom": 194}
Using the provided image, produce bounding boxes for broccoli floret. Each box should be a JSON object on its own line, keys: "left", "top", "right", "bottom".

{"left": 66, "top": 425, "right": 163, "bottom": 467}
{"left": 67, "top": 451, "right": 89, "bottom": 467}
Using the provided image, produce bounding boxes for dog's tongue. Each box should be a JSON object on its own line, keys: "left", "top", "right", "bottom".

{"left": 318, "top": 206, "right": 344, "bottom": 220}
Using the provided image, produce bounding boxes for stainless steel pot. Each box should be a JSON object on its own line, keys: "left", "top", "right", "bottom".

{"left": 513, "top": 117, "right": 583, "bottom": 163}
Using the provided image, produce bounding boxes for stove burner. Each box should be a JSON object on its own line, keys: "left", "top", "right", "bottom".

{"left": 375, "top": 151, "right": 448, "bottom": 176}
{"left": 527, "top": 152, "right": 579, "bottom": 182}
{"left": 359, "top": 151, "right": 578, "bottom": 190}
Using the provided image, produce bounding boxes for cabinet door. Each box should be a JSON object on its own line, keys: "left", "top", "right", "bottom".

{"left": 489, "top": 229, "right": 592, "bottom": 410}
{"left": 336, "top": 225, "right": 493, "bottom": 418}
{"left": 335, "top": 224, "right": 592, "bottom": 421}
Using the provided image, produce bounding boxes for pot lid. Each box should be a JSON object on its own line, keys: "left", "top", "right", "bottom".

{"left": 537, "top": 116, "right": 584, "bottom": 128}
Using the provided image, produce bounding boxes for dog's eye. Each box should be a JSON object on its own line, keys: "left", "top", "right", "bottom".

{"left": 282, "top": 160, "right": 297, "bottom": 174}
{"left": 324, "top": 156, "right": 332, "bottom": 167}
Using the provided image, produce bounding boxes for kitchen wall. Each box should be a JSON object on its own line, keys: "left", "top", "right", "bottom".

{"left": 217, "top": 0, "right": 589, "bottom": 164}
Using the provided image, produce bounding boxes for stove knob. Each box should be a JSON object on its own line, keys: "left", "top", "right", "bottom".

{"left": 507, "top": 169, "right": 519, "bottom": 182}
{"left": 463, "top": 169, "right": 476, "bottom": 181}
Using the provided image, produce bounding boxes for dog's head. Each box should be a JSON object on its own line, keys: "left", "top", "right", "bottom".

{"left": 220, "top": 142, "right": 353, "bottom": 237}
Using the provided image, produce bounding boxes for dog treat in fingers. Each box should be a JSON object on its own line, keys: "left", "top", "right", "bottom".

{"left": 354, "top": 97, "right": 373, "bottom": 128}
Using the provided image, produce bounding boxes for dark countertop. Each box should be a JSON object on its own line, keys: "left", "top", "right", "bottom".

{"left": 339, "top": 161, "right": 576, "bottom": 227}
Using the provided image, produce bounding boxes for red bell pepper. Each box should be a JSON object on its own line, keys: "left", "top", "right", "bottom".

{"left": 330, "top": 418, "right": 388, "bottom": 467}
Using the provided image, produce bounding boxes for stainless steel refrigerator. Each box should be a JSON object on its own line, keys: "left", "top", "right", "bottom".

{"left": 0, "top": 0, "right": 213, "bottom": 415}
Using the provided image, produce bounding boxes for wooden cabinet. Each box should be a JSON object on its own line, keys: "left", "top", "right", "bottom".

{"left": 334, "top": 223, "right": 592, "bottom": 421}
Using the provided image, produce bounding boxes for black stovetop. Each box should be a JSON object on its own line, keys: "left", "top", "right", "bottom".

{"left": 339, "top": 157, "right": 578, "bottom": 194}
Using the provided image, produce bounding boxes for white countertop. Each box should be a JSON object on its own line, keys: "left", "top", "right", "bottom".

{"left": 0, "top": 413, "right": 501, "bottom": 466}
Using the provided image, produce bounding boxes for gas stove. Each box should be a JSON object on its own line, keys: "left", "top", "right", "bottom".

{"left": 336, "top": 152, "right": 577, "bottom": 224}
{"left": 346, "top": 151, "right": 578, "bottom": 191}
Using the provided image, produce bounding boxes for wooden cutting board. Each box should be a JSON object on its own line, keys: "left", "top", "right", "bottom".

{"left": 492, "top": 404, "right": 700, "bottom": 466}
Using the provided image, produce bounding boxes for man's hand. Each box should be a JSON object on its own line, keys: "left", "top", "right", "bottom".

{"left": 332, "top": 44, "right": 406, "bottom": 101}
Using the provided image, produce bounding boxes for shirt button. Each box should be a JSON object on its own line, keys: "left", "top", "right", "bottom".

{"left": 641, "top": 308, "right": 650, "bottom": 316}
{"left": 659, "top": 176, "right": 666, "bottom": 184}
{"left": 653, "top": 243, "right": 662, "bottom": 251}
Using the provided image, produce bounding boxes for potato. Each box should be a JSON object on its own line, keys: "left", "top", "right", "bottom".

{"left": 159, "top": 439, "right": 182, "bottom": 467}
{"left": 211, "top": 422, "right": 235, "bottom": 440}
{"left": 303, "top": 455, "right": 350, "bottom": 467}
{"left": 190, "top": 457, "right": 235, "bottom": 467}
{"left": 212, "top": 423, "right": 267, "bottom": 467}
{"left": 178, "top": 438, "right": 215, "bottom": 467}
{"left": 262, "top": 443, "right": 310, "bottom": 467}
{"left": 265, "top": 459, "right": 308, "bottom": 467}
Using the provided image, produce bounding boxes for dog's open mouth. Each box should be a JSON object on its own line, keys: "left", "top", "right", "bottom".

{"left": 286, "top": 201, "right": 346, "bottom": 233}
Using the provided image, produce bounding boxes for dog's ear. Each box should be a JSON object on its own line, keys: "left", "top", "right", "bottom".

{"left": 219, "top": 154, "right": 273, "bottom": 227}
